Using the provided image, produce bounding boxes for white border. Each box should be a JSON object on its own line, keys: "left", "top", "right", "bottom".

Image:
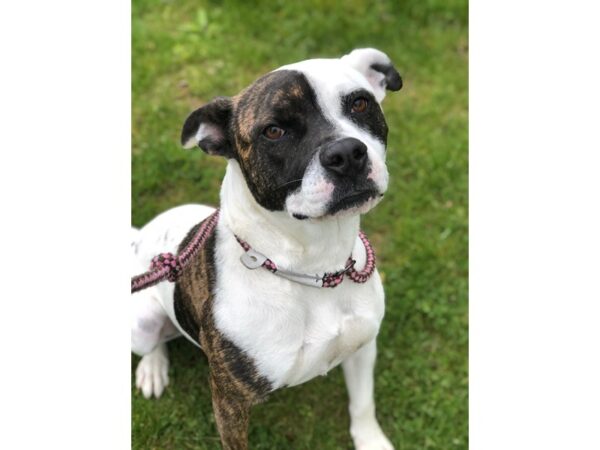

{"left": 0, "top": 1, "right": 131, "bottom": 448}
{"left": 471, "top": 0, "right": 600, "bottom": 448}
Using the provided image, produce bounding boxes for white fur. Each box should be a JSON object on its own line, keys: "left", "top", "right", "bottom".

{"left": 135, "top": 343, "right": 169, "bottom": 399}
{"left": 284, "top": 153, "right": 336, "bottom": 218}
{"left": 341, "top": 48, "right": 395, "bottom": 102}
{"left": 183, "top": 123, "right": 223, "bottom": 149}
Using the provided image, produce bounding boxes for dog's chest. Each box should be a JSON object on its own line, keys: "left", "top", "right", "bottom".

{"left": 212, "top": 231, "right": 385, "bottom": 389}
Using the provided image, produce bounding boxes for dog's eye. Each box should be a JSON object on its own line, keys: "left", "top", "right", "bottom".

{"left": 351, "top": 97, "right": 368, "bottom": 113}
{"left": 263, "top": 125, "right": 285, "bottom": 140}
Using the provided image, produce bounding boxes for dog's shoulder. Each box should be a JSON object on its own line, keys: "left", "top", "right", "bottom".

{"left": 173, "top": 218, "right": 217, "bottom": 346}
{"left": 174, "top": 219, "right": 273, "bottom": 402}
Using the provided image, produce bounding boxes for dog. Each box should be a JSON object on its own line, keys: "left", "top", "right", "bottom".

{"left": 131, "top": 48, "right": 402, "bottom": 450}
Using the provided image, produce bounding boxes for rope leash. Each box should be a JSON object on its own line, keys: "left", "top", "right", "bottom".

{"left": 131, "top": 208, "right": 376, "bottom": 293}
{"left": 131, "top": 209, "right": 220, "bottom": 293}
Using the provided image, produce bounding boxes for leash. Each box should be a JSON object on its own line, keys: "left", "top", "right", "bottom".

{"left": 131, "top": 209, "right": 220, "bottom": 293}
{"left": 131, "top": 208, "right": 376, "bottom": 293}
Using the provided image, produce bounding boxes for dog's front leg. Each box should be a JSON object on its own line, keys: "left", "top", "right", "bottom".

{"left": 342, "top": 339, "right": 394, "bottom": 450}
{"left": 209, "top": 374, "right": 252, "bottom": 450}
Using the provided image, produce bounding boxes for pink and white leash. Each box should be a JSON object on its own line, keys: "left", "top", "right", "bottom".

{"left": 131, "top": 208, "right": 376, "bottom": 293}
{"left": 131, "top": 209, "right": 220, "bottom": 293}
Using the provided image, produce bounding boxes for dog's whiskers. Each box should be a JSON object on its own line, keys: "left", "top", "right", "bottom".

{"left": 274, "top": 178, "right": 303, "bottom": 190}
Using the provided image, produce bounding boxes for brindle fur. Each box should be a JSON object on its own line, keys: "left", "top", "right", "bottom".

{"left": 174, "top": 219, "right": 271, "bottom": 450}
{"left": 229, "top": 71, "right": 334, "bottom": 211}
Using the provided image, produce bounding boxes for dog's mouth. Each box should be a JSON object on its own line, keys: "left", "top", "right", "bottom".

{"left": 327, "top": 189, "right": 382, "bottom": 215}
{"left": 290, "top": 190, "right": 383, "bottom": 221}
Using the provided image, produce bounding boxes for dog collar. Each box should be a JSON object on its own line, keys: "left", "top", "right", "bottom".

{"left": 236, "top": 231, "right": 376, "bottom": 288}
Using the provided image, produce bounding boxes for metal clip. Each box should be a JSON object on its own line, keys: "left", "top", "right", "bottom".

{"left": 275, "top": 268, "right": 324, "bottom": 288}
{"left": 240, "top": 248, "right": 268, "bottom": 269}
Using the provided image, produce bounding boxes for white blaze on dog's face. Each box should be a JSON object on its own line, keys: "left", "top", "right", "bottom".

{"left": 279, "top": 48, "right": 402, "bottom": 219}
{"left": 181, "top": 48, "right": 402, "bottom": 220}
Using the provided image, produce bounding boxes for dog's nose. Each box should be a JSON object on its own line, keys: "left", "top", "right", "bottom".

{"left": 320, "top": 138, "right": 368, "bottom": 177}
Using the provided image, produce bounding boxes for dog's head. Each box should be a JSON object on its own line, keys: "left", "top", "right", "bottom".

{"left": 181, "top": 48, "right": 402, "bottom": 220}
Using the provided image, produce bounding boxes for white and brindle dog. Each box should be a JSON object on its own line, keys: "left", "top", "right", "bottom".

{"left": 131, "top": 48, "right": 402, "bottom": 450}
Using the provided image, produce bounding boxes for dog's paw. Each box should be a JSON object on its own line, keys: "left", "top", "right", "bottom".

{"left": 135, "top": 345, "right": 169, "bottom": 399}
{"left": 351, "top": 419, "right": 394, "bottom": 450}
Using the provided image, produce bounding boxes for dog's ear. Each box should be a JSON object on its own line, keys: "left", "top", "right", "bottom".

{"left": 341, "top": 48, "right": 402, "bottom": 102}
{"left": 181, "top": 96, "right": 234, "bottom": 158}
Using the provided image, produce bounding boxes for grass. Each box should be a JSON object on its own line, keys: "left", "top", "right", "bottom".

{"left": 132, "top": 0, "right": 468, "bottom": 448}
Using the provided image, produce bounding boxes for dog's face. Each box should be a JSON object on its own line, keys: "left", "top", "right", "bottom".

{"left": 181, "top": 48, "right": 402, "bottom": 220}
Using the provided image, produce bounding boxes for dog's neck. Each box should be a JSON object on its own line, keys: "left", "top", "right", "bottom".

{"left": 220, "top": 160, "right": 360, "bottom": 273}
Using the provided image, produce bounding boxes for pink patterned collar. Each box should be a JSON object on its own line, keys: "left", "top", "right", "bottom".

{"left": 235, "top": 231, "right": 376, "bottom": 288}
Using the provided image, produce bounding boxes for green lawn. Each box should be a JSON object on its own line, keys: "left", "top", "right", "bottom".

{"left": 132, "top": 0, "right": 468, "bottom": 448}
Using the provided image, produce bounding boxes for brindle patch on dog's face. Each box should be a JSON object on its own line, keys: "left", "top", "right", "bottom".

{"left": 229, "top": 70, "right": 335, "bottom": 212}
{"left": 228, "top": 68, "right": 393, "bottom": 219}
